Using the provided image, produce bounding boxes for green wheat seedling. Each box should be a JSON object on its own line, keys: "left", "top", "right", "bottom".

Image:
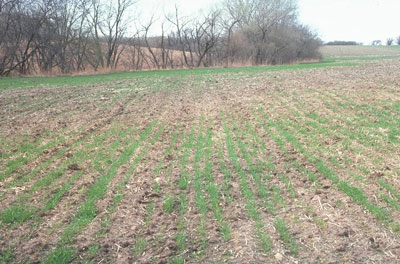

{"left": 1, "top": 125, "right": 124, "bottom": 225}
{"left": 111, "top": 123, "right": 163, "bottom": 209}
{"left": 1, "top": 127, "right": 96, "bottom": 198}
{"left": 317, "top": 90, "right": 399, "bottom": 146}
{"left": 203, "top": 128, "right": 232, "bottom": 241}
{"left": 170, "top": 127, "right": 196, "bottom": 263}
{"left": 45, "top": 125, "right": 136, "bottom": 212}
{"left": 133, "top": 237, "right": 147, "bottom": 256}
{"left": 223, "top": 117, "right": 272, "bottom": 253}
{"left": 163, "top": 196, "right": 176, "bottom": 214}
{"left": 275, "top": 102, "right": 400, "bottom": 211}
{"left": 178, "top": 129, "right": 195, "bottom": 190}
{"left": 256, "top": 106, "right": 395, "bottom": 228}
{"left": 42, "top": 123, "right": 155, "bottom": 264}
{"left": 289, "top": 91, "right": 390, "bottom": 154}
{"left": 0, "top": 128, "right": 71, "bottom": 183}
{"left": 274, "top": 218, "right": 298, "bottom": 255}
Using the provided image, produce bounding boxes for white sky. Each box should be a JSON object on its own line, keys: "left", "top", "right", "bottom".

{"left": 136, "top": 0, "right": 400, "bottom": 44}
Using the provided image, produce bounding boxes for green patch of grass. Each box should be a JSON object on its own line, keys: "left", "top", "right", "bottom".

{"left": 378, "top": 179, "right": 400, "bottom": 200}
{"left": 163, "top": 196, "right": 176, "bottom": 214}
{"left": 171, "top": 256, "right": 184, "bottom": 264}
{"left": 42, "top": 246, "right": 74, "bottom": 264}
{"left": 338, "top": 181, "right": 391, "bottom": 223}
{"left": 145, "top": 202, "right": 154, "bottom": 224}
{"left": 271, "top": 185, "right": 285, "bottom": 206}
{"left": 58, "top": 124, "right": 154, "bottom": 246}
{"left": 133, "top": 237, "right": 147, "bottom": 255}
{"left": 274, "top": 218, "right": 298, "bottom": 255}
{"left": 0, "top": 60, "right": 358, "bottom": 91}
{"left": 176, "top": 232, "right": 186, "bottom": 251}
{"left": 223, "top": 117, "right": 272, "bottom": 253}
{"left": 280, "top": 174, "right": 296, "bottom": 198}
{"left": 391, "top": 222, "right": 400, "bottom": 235}
{"left": 87, "top": 244, "right": 100, "bottom": 259}
{"left": 220, "top": 222, "right": 231, "bottom": 241}
{"left": 381, "top": 194, "right": 400, "bottom": 211}
{"left": 0, "top": 248, "right": 14, "bottom": 264}
{"left": 152, "top": 182, "right": 161, "bottom": 192}
{"left": 0, "top": 205, "right": 34, "bottom": 224}
{"left": 44, "top": 171, "right": 83, "bottom": 211}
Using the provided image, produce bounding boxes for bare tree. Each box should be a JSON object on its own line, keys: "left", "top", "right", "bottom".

{"left": 166, "top": 6, "right": 193, "bottom": 67}
{"left": 386, "top": 38, "right": 393, "bottom": 46}
{"left": 0, "top": 0, "right": 54, "bottom": 76}
{"left": 102, "top": 0, "right": 135, "bottom": 68}
{"left": 194, "top": 9, "right": 222, "bottom": 67}
{"left": 0, "top": 0, "right": 321, "bottom": 75}
{"left": 222, "top": 0, "right": 245, "bottom": 66}
{"left": 142, "top": 16, "right": 160, "bottom": 69}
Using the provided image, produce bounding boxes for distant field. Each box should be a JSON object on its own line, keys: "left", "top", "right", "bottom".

{"left": 0, "top": 50, "right": 399, "bottom": 263}
{"left": 321, "top": 45, "right": 400, "bottom": 57}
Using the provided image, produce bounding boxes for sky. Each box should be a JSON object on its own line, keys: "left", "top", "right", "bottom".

{"left": 136, "top": 0, "right": 400, "bottom": 45}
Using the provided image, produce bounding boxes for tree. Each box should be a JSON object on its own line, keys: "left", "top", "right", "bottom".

{"left": 372, "top": 40, "right": 382, "bottom": 46}
{"left": 386, "top": 38, "right": 393, "bottom": 46}
{"left": 0, "top": 0, "right": 321, "bottom": 75}
{"left": 194, "top": 9, "right": 222, "bottom": 67}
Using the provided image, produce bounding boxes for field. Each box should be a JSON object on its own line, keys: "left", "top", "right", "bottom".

{"left": 0, "top": 47, "right": 399, "bottom": 263}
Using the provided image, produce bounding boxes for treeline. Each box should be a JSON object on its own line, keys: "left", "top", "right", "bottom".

{"left": 0, "top": 0, "right": 322, "bottom": 76}
{"left": 325, "top": 41, "right": 361, "bottom": 46}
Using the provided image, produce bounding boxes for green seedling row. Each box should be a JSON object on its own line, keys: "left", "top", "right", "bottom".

{"left": 256, "top": 106, "right": 396, "bottom": 230}
{"left": 42, "top": 122, "right": 156, "bottom": 263}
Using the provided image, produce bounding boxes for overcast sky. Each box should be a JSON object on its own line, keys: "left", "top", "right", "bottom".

{"left": 136, "top": 0, "right": 400, "bottom": 45}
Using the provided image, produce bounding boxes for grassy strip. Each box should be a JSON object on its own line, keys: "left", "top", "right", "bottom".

{"left": 182, "top": 117, "right": 213, "bottom": 259}
{"left": 0, "top": 126, "right": 122, "bottom": 225}
{"left": 223, "top": 115, "right": 272, "bottom": 253}
{"left": 317, "top": 90, "right": 399, "bottom": 145}
{"left": 274, "top": 218, "right": 298, "bottom": 255}
{"left": 41, "top": 122, "right": 156, "bottom": 263}
{"left": 256, "top": 106, "right": 394, "bottom": 227}
{"left": 112, "top": 123, "right": 164, "bottom": 208}
{"left": 278, "top": 98, "right": 400, "bottom": 209}
{"left": 233, "top": 116, "right": 300, "bottom": 255}
{"left": 0, "top": 128, "right": 74, "bottom": 186}
{"left": 44, "top": 126, "right": 135, "bottom": 211}
{"left": 81, "top": 124, "right": 165, "bottom": 263}
{"left": 1, "top": 127, "right": 104, "bottom": 199}
{"left": 0, "top": 131, "right": 55, "bottom": 163}
{"left": 0, "top": 60, "right": 357, "bottom": 90}
{"left": 378, "top": 179, "right": 400, "bottom": 201}
{"left": 170, "top": 128, "right": 196, "bottom": 264}
{"left": 203, "top": 128, "right": 231, "bottom": 241}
